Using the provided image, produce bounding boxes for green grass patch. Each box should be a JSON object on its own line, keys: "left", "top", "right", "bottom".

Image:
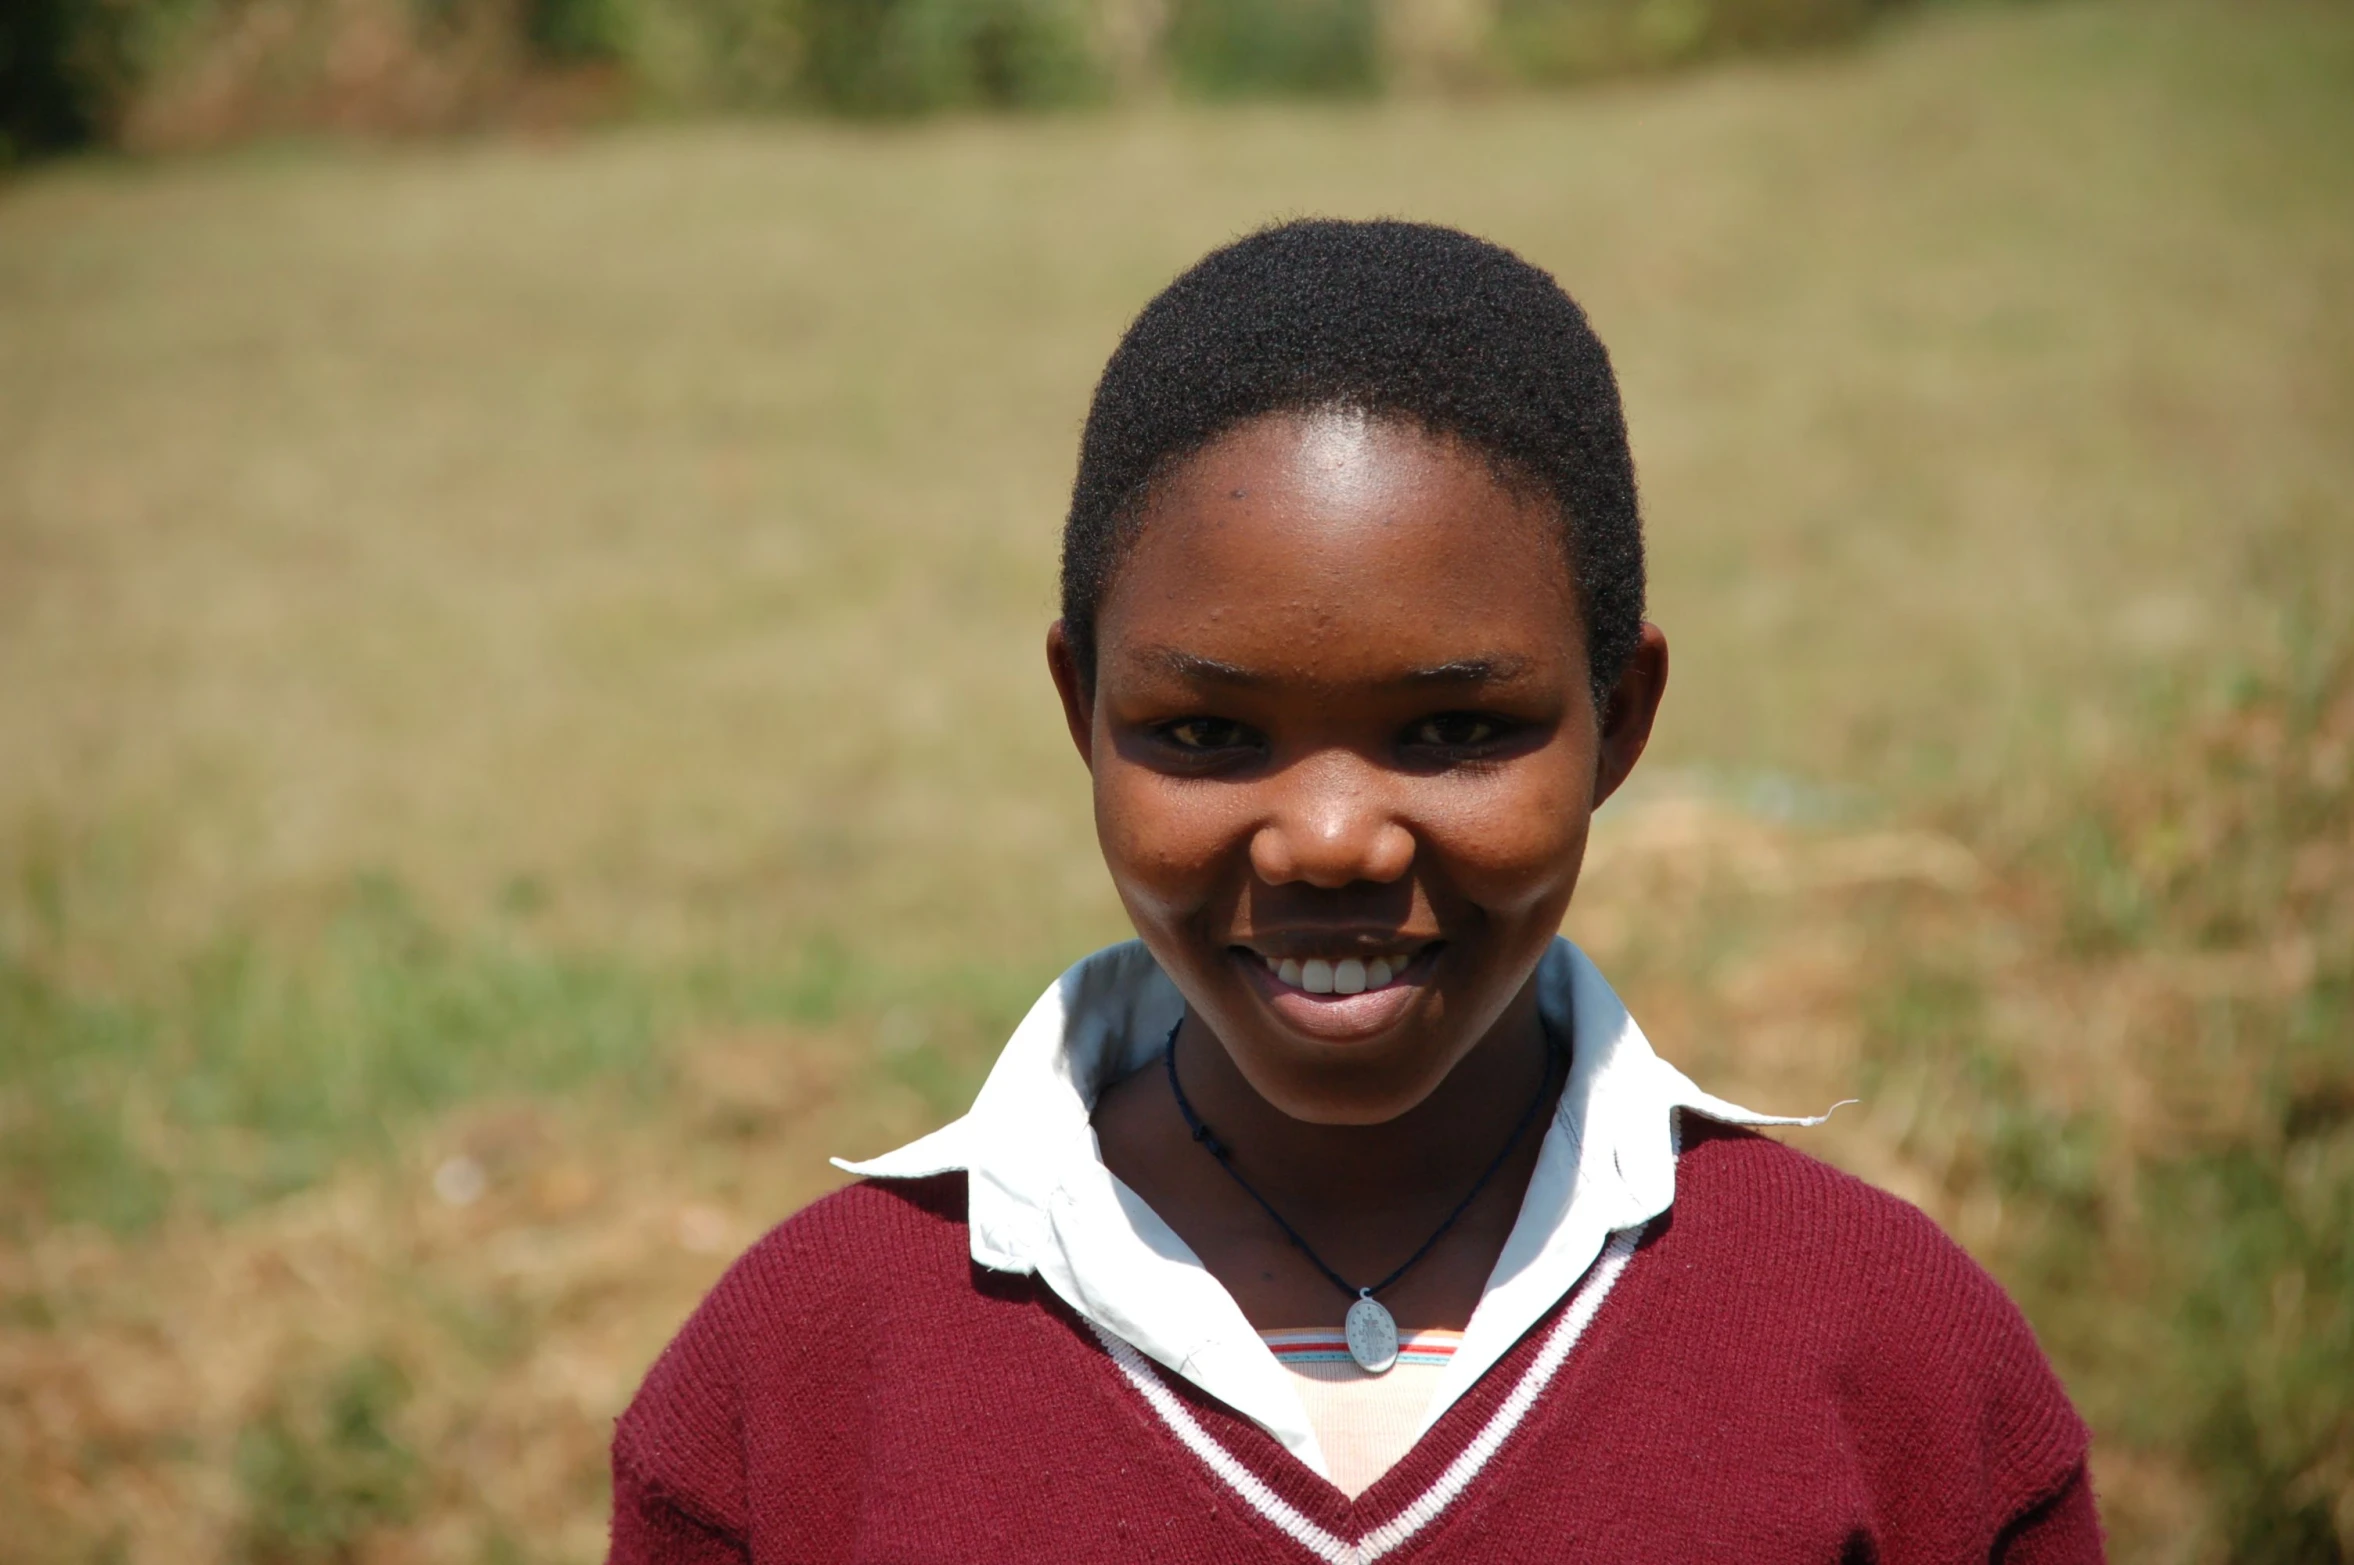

{"left": 0, "top": 856, "right": 1053, "bottom": 1238}
{"left": 0, "top": 874, "right": 675, "bottom": 1233}
{"left": 235, "top": 1351, "right": 423, "bottom": 1565}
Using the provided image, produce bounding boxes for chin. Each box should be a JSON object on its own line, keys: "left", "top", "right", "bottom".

{"left": 1215, "top": 1009, "right": 1478, "bottom": 1126}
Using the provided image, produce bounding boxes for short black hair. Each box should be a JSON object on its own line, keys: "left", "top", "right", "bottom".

{"left": 1060, "top": 218, "right": 1645, "bottom": 711}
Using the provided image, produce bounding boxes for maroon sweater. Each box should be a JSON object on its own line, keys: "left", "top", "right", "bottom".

{"left": 610, "top": 1122, "right": 2100, "bottom": 1563}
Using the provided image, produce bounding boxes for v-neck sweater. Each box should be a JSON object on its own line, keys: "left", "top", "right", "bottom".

{"left": 824, "top": 938, "right": 1834, "bottom": 1477}
{"left": 609, "top": 1119, "right": 2100, "bottom": 1564}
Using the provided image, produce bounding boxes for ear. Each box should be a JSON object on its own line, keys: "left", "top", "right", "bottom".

{"left": 1046, "top": 620, "right": 1097, "bottom": 770}
{"left": 1592, "top": 621, "right": 1668, "bottom": 810}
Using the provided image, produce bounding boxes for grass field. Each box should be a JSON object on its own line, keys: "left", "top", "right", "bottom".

{"left": 3, "top": 1, "right": 2351, "bottom": 1559}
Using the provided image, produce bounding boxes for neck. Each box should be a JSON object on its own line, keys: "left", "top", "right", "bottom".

{"left": 1167, "top": 981, "right": 1555, "bottom": 1221}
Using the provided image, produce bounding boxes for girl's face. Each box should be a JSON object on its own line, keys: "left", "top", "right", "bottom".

{"left": 1049, "top": 410, "right": 1665, "bottom": 1125}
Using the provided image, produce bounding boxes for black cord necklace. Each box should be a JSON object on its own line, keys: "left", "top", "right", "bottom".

{"left": 1163, "top": 1019, "right": 1565, "bottom": 1375}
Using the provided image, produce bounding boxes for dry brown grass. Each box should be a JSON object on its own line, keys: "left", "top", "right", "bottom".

{"left": 2, "top": 0, "right": 2351, "bottom": 1559}
{"left": 0, "top": 1026, "right": 935, "bottom": 1562}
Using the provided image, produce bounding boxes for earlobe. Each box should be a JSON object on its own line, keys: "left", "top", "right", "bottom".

{"left": 1045, "top": 620, "right": 1097, "bottom": 771}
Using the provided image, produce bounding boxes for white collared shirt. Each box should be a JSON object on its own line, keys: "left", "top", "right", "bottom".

{"left": 836, "top": 936, "right": 1824, "bottom": 1485}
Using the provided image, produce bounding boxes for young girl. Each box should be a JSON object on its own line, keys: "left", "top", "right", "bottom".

{"left": 608, "top": 221, "right": 2102, "bottom": 1563}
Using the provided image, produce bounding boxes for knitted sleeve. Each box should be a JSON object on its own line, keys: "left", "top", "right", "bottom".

{"left": 606, "top": 1241, "right": 761, "bottom": 1563}
{"left": 609, "top": 1455, "right": 747, "bottom": 1565}
{"left": 1993, "top": 1464, "right": 2105, "bottom": 1565}
{"left": 607, "top": 1178, "right": 939, "bottom": 1563}
{"left": 1831, "top": 1177, "right": 2101, "bottom": 1565}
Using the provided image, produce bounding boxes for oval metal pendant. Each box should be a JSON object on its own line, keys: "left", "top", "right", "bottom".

{"left": 1344, "top": 1294, "right": 1399, "bottom": 1374}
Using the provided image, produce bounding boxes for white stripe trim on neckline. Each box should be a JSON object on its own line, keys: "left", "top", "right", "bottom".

{"left": 1092, "top": 1225, "right": 1642, "bottom": 1564}
{"left": 1093, "top": 1328, "right": 1353, "bottom": 1565}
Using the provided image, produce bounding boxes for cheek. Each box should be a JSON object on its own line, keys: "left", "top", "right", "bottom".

{"left": 1418, "top": 760, "right": 1593, "bottom": 914}
{"left": 1094, "top": 768, "right": 1244, "bottom": 923}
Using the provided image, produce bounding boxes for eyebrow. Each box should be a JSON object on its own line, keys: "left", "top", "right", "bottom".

{"left": 1129, "top": 645, "right": 1534, "bottom": 687}
{"left": 1398, "top": 656, "right": 1533, "bottom": 685}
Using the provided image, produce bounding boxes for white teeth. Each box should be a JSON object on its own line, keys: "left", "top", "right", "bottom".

{"left": 1262, "top": 950, "right": 1419, "bottom": 992}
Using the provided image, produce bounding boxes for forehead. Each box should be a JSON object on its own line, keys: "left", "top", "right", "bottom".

{"left": 1096, "top": 411, "right": 1582, "bottom": 684}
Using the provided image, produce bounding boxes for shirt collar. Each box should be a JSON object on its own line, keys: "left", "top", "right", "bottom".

{"left": 835, "top": 936, "right": 1829, "bottom": 1481}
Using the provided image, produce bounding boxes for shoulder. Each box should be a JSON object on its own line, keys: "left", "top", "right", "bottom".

{"left": 611, "top": 1174, "right": 971, "bottom": 1537}
{"left": 1671, "top": 1114, "right": 1972, "bottom": 1266}
{"left": 657, "top": 1171, "right": 972, "bottom": 1371}
{"left": 1672, "top": 1116, "right": 2016, "bottom": 1309}
{"left": 732, "top": 1168, "right": 972, "bottom": 1293}
{"left": 1665, "top": 1119, "right": 2093, "bottom": 1535}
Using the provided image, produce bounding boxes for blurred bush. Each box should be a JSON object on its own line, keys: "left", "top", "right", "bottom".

{"left": 1491, "top": 0, "right": 1896, "bottom": 80}
{"left": 1, "top": 0, "right": 1921, "bottom": 158}
{"left": 0, "top": 0, "right": 99, "bottom": 158}
{"left": 795, "top": 0, "right": 1103, "bottom": 113}
{"left": 526, "top": 0, "right": 634, "bottom": 62}
{"left": 1167, "top": 0, "right": 1381, "bottom": 98}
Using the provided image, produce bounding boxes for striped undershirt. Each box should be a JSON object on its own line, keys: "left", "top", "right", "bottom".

{"left": 1259, "top": 1328, "right": 1464, "bottom": 1499}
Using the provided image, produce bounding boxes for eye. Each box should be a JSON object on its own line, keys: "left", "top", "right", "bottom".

{"left": 1160, "top": 717, "right": 1258, "bottom": 753}
{"left": 1405, "top": 712, "right": 1510, "bottom": 751}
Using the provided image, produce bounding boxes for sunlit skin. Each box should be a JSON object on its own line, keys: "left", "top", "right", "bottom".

{"left": 1051, "top": 409, "right": 1670, "bottom": 1331}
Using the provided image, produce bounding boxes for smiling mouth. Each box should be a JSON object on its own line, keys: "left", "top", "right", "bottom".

{"left": 1238, "top": 943, "right": 1442, "bottom": 997}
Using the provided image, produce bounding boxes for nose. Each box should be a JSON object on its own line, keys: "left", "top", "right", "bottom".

{"left": 1248, "top": 753, "right": 1417, "bottom": 888}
